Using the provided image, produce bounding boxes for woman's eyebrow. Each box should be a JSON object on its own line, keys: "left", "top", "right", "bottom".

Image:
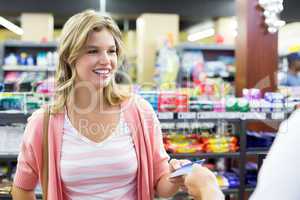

{"left": 85, "top": 45, "right": 98, "bottom": 49}
{"left": 85, "top": 45, "right": 116, "bottom": 49}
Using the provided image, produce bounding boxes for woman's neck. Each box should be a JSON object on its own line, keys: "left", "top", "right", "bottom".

{"left": 68, "top": 84, "right": 109, "bottom": 115}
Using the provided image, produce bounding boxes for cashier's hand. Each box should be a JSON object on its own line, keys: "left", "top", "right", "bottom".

{"left": 168, "top": 159, "right": 191, "bottom": 188}
{"left": 184, "top": 164, "right": 225, "bottom": 200}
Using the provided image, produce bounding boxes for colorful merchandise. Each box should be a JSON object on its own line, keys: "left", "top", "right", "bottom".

{"left": 202, "top": 136, "right": 239, "bottom": 153}
{"left": 222, "top": 172, "right": 240, "bottom": 188}
{"left": 163, "top": 134, "right": 203, "bottom": 154}
{"left": 247, "top": 131, "right": 276, "bottom": 149}
{"left": 158, "top": 92, "right": 188, "bottom": 112}
{"left": 154, "top": 34, "right": 180, "bottom": 89}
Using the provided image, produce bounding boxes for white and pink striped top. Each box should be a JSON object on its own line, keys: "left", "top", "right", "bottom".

{"left": 60, "top": 112, "right": 138, "bottom": 200}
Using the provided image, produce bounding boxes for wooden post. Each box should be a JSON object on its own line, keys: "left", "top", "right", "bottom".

{"left": 236, "top": 0, "right": 278, "bottom": 96}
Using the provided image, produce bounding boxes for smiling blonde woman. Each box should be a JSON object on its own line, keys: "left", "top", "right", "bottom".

{"left": 11, "top": 10, "right": 188, "bottom": 200}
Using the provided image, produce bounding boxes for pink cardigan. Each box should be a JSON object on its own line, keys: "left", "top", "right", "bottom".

{"left": 13, "top": 95, "right": 170, "bottom": 200}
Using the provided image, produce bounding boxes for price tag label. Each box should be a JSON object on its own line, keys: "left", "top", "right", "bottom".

{"left": 242, "top": 112, "right": 266, "bottom": 120}
{"left": 271, "top": 112, "right": 285, "bottom": 120}
{"left": 178, "top": 112, "right": 196, "bottom": 119}
{"left": 218, "top": 112, "right": 240, "bottom": 119}
{"left": 197, "top": 112, "right": 216, "bottom": 119}
{"left": 160, "top": 122, "right": 176, "bottom": 129}
{"left": 157, "top": 112, "right": 174, "bottom": 120}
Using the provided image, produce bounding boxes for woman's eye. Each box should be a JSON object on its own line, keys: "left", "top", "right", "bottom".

{"left": 87, "top": 49, "right": 98, "bottom": 54}
{"left": 108, "top": 49, "right": 116, "bottom": 54}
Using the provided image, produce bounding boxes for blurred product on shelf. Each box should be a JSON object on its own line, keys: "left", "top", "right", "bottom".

{"left": 245, "top": 162, "right": 258, "bottom": 187}
{"left": 202, "top": 135, "right": 239, "bottom": 153}
{"left": 4, "top": 53, "right": 18, "bottom": 66}
{"left": 0, "top": 181, "right": 12, "bottom": 195}
{"left": 0, "top": 95, "right": 22, "bottom": 111}
{"left": 175, "top": 45, "right": 235, "bottom": 89}
{"left": 154, "top": 43, "right": 235, "bottom": 93}
{"left": 178, "top": 50, "right": 205, "bottom": 87}
{"left": 0, "top": 92, "right": 49, "bottom": 112}
{"left": 0, "top": 83, "right": 4, "bottom": 92}
{"left": 163, "top": 134, "right": 203, "bottom": 154}
{"left": 4, "top": 51, "right": 58, "bottom": 67}
{"left": 158, "top": 92, "right": 189, "bottom": 112}
{"left": 35, "top": 77, "right": 55, "bottom": 94}
{"left": 139, "top": 91, "right": 159, "bottom": 111}
{"left": 232, "top": 162, "right": 258, "bottom": 188}
{"left": 242, "top": 88, "right": 261, "bottom": 100}
{"left": 246, "top": 131, "right": 276, "bottom": 149}
{"left": 163, "top": 133, "right": 239, "bottom": 154}
{"left": 222, "top": 172, "right": 240, "bottom": 188}
{"left": 0, "top": 125, "right": 24, "bottom": 152}
{"left": 225, "top": 97, "right": 250, "bottom": 112}
{"left": 203, "top": 162, "right": 240, "bottom": 189}
{"left": 205, "top": 61, "right": 229, "bottom": 79}
{"left": 3, "top": 71, "right": 54, "bottom": 93}
{"left": 140, "top": 88, "right": 299, "bottom": 114}
{"left": 189, "top": 100, "right": 214, "bottom": 112}
{"left": 154, "top": 34, "right": 180, "bottom": 89}
{"left": 0, "top": 165, "right": 9, "bottom": 180}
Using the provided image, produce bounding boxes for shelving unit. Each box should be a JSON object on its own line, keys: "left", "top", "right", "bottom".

{"left": 158, "top": 111, "right": 285, "bottom": 200}
{"left": 2, "top": 65, "right": 56, "bottom": 72}
{"left": 1, "top": 41, "right": 57, "bottom": 48}
{"left": 0, "top": 110, "right": 285, "bottom": 200}
{"left": 0, "top": 40, "right": 57, "bottom": 86}
{"left": 174, "top": 43, "right": 236, "bottom": 87}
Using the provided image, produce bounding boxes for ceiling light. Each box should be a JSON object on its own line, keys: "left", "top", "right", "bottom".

{"left": 0, "top": 16, "right": 23, "bottom": 35}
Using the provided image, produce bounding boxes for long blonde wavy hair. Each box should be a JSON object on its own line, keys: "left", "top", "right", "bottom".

{"left": 51, "top": 10, "right": 131, "bottom": 113}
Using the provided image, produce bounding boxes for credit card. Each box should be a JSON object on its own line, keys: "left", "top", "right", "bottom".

{"left": 170, "top": 159, "right": 206, "bottom": 178}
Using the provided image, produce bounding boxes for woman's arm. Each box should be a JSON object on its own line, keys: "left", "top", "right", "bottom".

{"left": 12, "top": 110, "right": 44, "bottom": 198}
{"left": 155, "top": 173, "right": 180, "bottom": 198}
{"left": 11, "top": 186, "right": 36, "bottom": 200}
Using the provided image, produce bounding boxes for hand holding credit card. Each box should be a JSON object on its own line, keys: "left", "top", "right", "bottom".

{"left": 170, "top": 159, "right": 206, "bottom": 178}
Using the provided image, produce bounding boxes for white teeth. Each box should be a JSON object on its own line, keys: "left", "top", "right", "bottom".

{"left": 93, "top": 69, "right": 110, "bottom": 75}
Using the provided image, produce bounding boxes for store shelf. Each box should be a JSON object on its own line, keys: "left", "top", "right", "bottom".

{"left": 245, "top": 187, "right": 255, "bottom": 193}
{"left": 222, "top": 188, "right": 239, "bottom": 194}
{"left": 0, "top": 112, "right": 31, "bottom": 124}
{"left": 176, "top": 42, "right": 235, "bottom": 51}
{"left": 0, "top": 111, "right": 289, "bottom": 124}
{"left": 246, "top": 148, "right": 269, "bottom": 156}
{"left": 0, "top": 153, "right": 18, "bottom": 161}
{"left": 2, "top": 65, "right": 56, "bottom": 72}
{"left": 170, "top": 152, "right": 240, "bottom": 159}
{"left": 0, "top": 193, "right": 42, "bottom": 200}
{"left": 3, "top": 41, "right": 57, "bottom": 48}
{"left": 157, "top": 111, "right": 291, "bottom": 122}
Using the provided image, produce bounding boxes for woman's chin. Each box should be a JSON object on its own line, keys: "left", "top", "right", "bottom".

{"left": 92, "top": 79, "right": 111, "bottom": 90}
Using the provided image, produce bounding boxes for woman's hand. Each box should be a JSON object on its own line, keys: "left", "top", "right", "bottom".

{"left": 184, "top": 164, "right": 224, "bottom": 200}
{"left": 168, "top": 159, "right": 191, "bottom": 188}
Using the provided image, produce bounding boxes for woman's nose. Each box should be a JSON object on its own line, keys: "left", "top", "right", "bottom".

{"left": 98, "top": 52, "right": 110, "bottom": 64}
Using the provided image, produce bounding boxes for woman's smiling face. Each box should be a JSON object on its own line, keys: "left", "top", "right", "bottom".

{"left": 75, "top": 28, "right": 118, "bottom": 89}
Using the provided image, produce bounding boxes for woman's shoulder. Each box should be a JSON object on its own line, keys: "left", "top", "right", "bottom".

{"left": 21, "top": 108, "right": 46, "bottom": 145}
{"left": 27, "top": 108, "right": 47, "bottom": 125}
{"left": 24, "top": 106, "right": 59, "bottom": 142}
{"left": 130, "top": 94, "right": 155, "bottom": 113}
